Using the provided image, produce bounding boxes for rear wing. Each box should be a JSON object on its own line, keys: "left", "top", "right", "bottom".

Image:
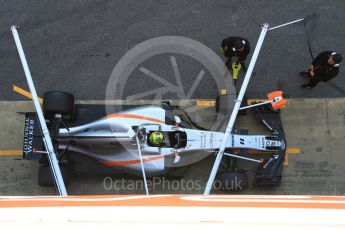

{"left": 23, "top": 113, "right": 45, "bottom": 160}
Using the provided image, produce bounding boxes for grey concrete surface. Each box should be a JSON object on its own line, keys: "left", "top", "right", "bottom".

{"left": 1, "top": 0, "right": 345, "bottom": 101}
{"left": 0, "top": 99, "right": 344, "bottom": 195}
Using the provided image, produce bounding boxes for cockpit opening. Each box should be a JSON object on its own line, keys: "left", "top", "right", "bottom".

{"left": 147, "top": 131, "right": 187, "bottom": 149}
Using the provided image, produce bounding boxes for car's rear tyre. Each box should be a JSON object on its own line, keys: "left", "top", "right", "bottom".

{"left": 218, "top": 171, "right": 248, "bottom": 191}
{"left": 38, "top": 165, "right": 70, "bottom": 187}
{"left": 43, "top": 91, "right": 75, "bottom": 119}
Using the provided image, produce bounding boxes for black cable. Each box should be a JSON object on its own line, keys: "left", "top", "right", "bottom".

{"left": 303, "top": 19, "right": 314, "bottom": 59}
{"left": 171, "top": 106, "right": 209, "bottom": 130}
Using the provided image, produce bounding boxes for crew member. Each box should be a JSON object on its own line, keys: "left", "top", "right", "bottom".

{"left": 301, "top": 51, "right": 342, "bottom": 89}
{"left": 220, "top": 36, "right": 250, "bottom": 72}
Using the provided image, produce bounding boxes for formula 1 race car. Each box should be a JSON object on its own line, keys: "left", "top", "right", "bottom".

{"left": 23, "top": 91, "right": 286, "bottom": 191}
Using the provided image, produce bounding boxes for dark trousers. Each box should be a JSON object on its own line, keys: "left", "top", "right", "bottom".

{"left": 304, "top": 72, "right": 322, "bottom": 88}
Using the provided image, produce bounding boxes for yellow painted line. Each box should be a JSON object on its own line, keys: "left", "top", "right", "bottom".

{"left": 247, "top": 99, "right": 269, "bottom": 104}
{"left": 286, "top": 147, "right": 301, "bottom": 154}
{"left": 283, "top": 147, "right": 301, "bottom": 166}
{"left": 196, "top": 100, "right": 216, "bottom": 107}
{"left": 0, "top": 150, "right": 22, "bottom": 156}
{"left": 196, "top": 97, "right": 270, "bottom": 107}
{"left": 220, "top": 89, "right": 227, "bottom": 95}
{"left": 283, "top": 155, "right": 289, "bottom": 166}
{"left": 13, "top": 85, "right": 43, "bottom": 104}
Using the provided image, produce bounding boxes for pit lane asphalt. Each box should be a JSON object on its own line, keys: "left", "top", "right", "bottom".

{"left": 1, "top": 0, "right": 345, "bottom": 101}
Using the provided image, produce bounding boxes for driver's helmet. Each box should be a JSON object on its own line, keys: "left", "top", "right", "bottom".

{"left": 149, "top": 131, "right": 164, "bottom": 145}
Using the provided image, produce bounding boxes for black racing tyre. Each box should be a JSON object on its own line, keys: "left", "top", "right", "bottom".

{"left": 219, "top": 171, "right": 248, "bottom": 191}
{"left": 38, "top": 165, "right": 70, "bottom": 187}
{"left": 238, "top": 94, "right": 248, "bottom": 115}
{"left": 215, "top": 95, "right": 220, "bottom": 113}
{"left": 215, "top": 94, "right": 230, "bottom": 114}
{"left": 43, "top": 91, "right": 75, "bottom": 118}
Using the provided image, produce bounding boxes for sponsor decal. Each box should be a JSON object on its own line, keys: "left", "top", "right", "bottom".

{"left": 23, "top": 117, "right": 35, "bottom": 155}
{"left": 240, "top": 138, "right": 244, "bottom": 145}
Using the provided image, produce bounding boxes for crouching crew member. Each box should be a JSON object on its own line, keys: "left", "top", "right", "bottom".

{"left": 220, "top": 36, "right": 250, "bottom": 72}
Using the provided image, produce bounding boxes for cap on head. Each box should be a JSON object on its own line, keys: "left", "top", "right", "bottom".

{"left": 331, "top": 52, "right": 342, "bottom": 64}
{"left": 234, "top": 39, "right": 245, "bottom": 50}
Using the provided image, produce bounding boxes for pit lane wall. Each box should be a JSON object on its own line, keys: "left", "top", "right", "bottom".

{"left": 0, "top": 195, "right": 344, "bottom": 229}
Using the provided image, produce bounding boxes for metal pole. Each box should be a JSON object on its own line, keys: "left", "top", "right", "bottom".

{"left": 224, "top": 152, "right": 261, "bottom": 163}
{"left": 268, "top": 18, "right": 304, "bottom": 31}
{"left": 239, "top": 101, "right": 272, "bottom": 110}
{"left": 11, "top": 26, "right": 67, "bottom": 196}
{"left": 135, "top": 136, "right": 149, "bottom": 195}
{"left": 204, "top": 24, "right": 269, "bottom": 195}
